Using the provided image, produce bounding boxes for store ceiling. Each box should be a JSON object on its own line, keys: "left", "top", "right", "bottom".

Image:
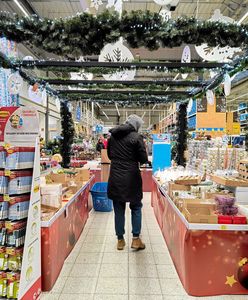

{"left": 1, "top": 0, "right": 248, "bottom": 126}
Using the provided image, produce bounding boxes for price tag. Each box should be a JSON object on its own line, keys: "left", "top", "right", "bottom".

{"left": 4, "top": 143, "right": 11, "bottom": 150}
{"left": 3, "top": 195, "right": 10, "bottom": 202}
{"left": 4, "top": 170, "right": 11, "bottom": 177}
{"left": 220, "top": 225, "right": 227, "bottom": 230}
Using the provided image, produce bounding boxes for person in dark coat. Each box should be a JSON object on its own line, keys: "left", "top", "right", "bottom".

{"left": 107, "top": 114, "right": 148, "bottom": 251}
{"left": 96, "top": 137, "right": 105, "bottom": 152}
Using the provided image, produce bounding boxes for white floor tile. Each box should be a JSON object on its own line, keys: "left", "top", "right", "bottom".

{"left": 129, "top": 263, "right": 158, "bottom": 278}
{"left": 129, "top": 252, "right": 155, "bottom": 265}
{"left": 99, "top": 263, "right": 128, "bottom": 277}
{"left": 129, "top": 277, "right": 162, "bottom": 295}
{"left": 102, "top": 252, "right": 128, "bottom": 264}
{"left": 76, "top": 252, "right": 103, "bottom": 264}
{"left": 159, "top": 278, "right": 187, "bottom": 296}
{"left": 80, "top": 243, "right": 106, "bottom": 253}
{"left": 70, "top": 263, "right": 101, "bottom": 277}
{"left": 41, "top": 293, "right": 60, "bottom": 300}
{"left": 94, "top": 295, "right": 128, "bottom": 300}
{"left": 59, "top": 294, "right": 94, "bottom": 300}
{"left": 130, "top": 296, "right": 163, "bottom": 300}
{"left": 62, "top": 277, "right": 97, "bottom": 294}
{"left": 95, "top": 277, "right": 128, "bottom": 295}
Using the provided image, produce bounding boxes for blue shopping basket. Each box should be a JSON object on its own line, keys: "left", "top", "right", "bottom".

{"left": 90, "top": 182, "right": 113, "bottom": 212}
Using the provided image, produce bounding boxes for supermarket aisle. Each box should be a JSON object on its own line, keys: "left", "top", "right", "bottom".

{"left": 41, "top": 193, "right": 244, "bottom": 300}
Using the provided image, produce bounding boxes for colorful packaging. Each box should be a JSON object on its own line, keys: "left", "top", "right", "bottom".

{"left": 8, "top": 171, "right": 33, "bottom": 195}
{"left": 0, "top": 171, "right": 8, "bottom": 194}
{"left": 0, "top": 196, "right": 9, "bottom": 220}
{"left": 6, "top": 248, "right": 23, "bottom": 271}
{"left": 5, "top": 147, "right": 35, "bottom": 170}
{"left": 0, "top": 147, "right": 6, "bottom": 169}
{"left": 8, "top": 195, "right": 30, "bottom": 220}
{"left": 0, "top": 271, "right": 7, "bottom": 297}
{"left": 0, "top": 247, "right": 7, "bottom": 271}
{"left": 7, "top": 272, "right": 20, "bottom": 299}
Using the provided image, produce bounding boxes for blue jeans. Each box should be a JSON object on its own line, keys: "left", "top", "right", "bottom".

{"left": 113, "top": 201, "right": 142, "bottom": 240}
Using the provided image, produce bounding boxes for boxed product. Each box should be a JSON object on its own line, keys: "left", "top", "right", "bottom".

{"left": 5, "top": 221, "right": 27, "bottom": 247}
{"left": 0, "top": 247, "right": 7, "bottom": 271}
{"left": 183, "top": 201, "right": 218, "bottom": 224}
{"left": 0, "top": 172, "right": 8, "bottom": 194}
{"left": 0, "top": 271, "right": 7, "bottom": 297}
{"left": 74, "top": 169, "right": 90, "bottom": 182}
{"left": 0, "top": 147, "right": 6, "bottom": 169}
{"left": 41, "top": 184, "right": 62, "bottom": 209}
{"left": 8, "top": 195, "right": 30, "bottom": 220}
{"left": 168, "top": 182, "right": 190, "bottom": 198}
{"left": 49, "top": 173, "right": 68, "bottom": 187}
{"left": 8, "top": 171, "right": 33, "bottom": 195}
{"left": 5, "top": 147, "right": 35, "bottom": 170}
{"left": 0, "top": 197, "right": 9, "bottom": 220}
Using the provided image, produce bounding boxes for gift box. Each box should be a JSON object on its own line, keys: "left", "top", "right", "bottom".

{"left": 8, "top": 171, "right": 33, "bottom": 195}
{"left": 5, "top": 147, "right": 35, "bottom": 170}
{"left": 232, "top": 214, "right": 247, "bottom": 224}
{"left": 40, "top": 184, "right": 62, "bottom": 196}
{"left": 0, "top": 172, "right": 8, "bottom": 194}
{"left": 218, "top": 215, "right": 233, "bottom": 224}
{"left": 41, "top": 194, "right": 62, "bottom": 209}
{"left": 8, "top": 195, "right": 30, "bottom": 220}
{"left": 0, "top": 147, "right": 6, "bottom": 169}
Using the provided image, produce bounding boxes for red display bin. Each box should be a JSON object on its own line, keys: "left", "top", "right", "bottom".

{"left": 41, "top": 177, "right": 94, "bottom": 291}
{"left": 152, "top": 178, "right": 248, "bottom": 297}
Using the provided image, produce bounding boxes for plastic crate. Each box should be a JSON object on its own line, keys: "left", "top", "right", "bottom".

{"left": 90, "top": 182, "right": 113, "bottom": 212}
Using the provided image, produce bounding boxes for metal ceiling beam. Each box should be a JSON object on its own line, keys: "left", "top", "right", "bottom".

{"left": 21, "top": 60, "right": 226, "bottom": 69}
{"left": 57, "top": 89, "right": 191, "bottom": 96}
{"left": 46, "top": 79, "right": 207, "bottom": 87}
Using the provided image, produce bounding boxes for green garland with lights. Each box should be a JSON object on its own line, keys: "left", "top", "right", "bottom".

{"left": 0, "top": 10, "right": 247, "bottom": 56}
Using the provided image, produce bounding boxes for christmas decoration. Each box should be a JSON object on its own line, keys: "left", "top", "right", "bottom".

{"left": 7, "top": 73, "right": 23, "bottom": 95}
{"left": 60, "top": 101, "right": 75, "bottom": 168}
{"left": 159, "top": 8, "right": 171, "bottom": 22}
{"left": 175, "top": 102, "right": 188, "bottom": 167}
{"left": 224, "top": 73, "right": 231, "bottom": 96}
{"left": 0, "top": 10, "right": 247, "bottom": 56}
{"left": 206, "top": 90, "right": 215, "bottom": 105}
{"left": 99, "top": 38, "right": 136, "bottom": 80}
{"left": 153, "top": 0, "right": 173, "bottom": 6}
{"left": 238, "top": 258, "right": 248, "bottom": 289}
{"left": 181, "top": 45, "right": 191, "bottom": 79}
{"left": 195, "top": 9, "right": 241, "bottom": 62}
{"left": 90, "top": 0, "right": 103, "bottom": 10}
{"left": 70, "top": 56, "right": 93, "bottom": 81}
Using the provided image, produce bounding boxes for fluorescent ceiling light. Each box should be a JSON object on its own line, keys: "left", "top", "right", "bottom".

{"left": 115, "top": 103, "right": 120, "bottom": 117}
{"left": 238, "top": 11, "right": 248, "bottom": 25}
{"left": 102, "top": 111, "right": 109, "bottom": 120}
{"left": 13, "top": 0, "right": 29, "bottom": 17}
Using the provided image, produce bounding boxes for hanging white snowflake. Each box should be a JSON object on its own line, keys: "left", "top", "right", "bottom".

{"left": 99, "top": 39, "right": 136, "bottom": 81}
{"left": 70, "top": 56, "right": 93, "bottom": 81}
{"left": 195, "top": 9, "right": 241, "bottom": 62}
{"left": 106, "top": 0, "right": 127, "bottom": 14}
{"left": 8, "top": 73, "right": 23, "bottom": 95}
{"left": 90, "top": 0, "right": 103, "bottom": 10}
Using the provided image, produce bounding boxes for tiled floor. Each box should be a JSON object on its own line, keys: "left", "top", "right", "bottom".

{"left": 41, "top": 193, "right": 245, "bottom": 300}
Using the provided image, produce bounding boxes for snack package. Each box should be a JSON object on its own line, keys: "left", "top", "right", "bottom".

{"left": 0, "top": 247, "right": 7, "bottom": 271}
{"left": 6, "top": 248, "right": 23, "bottom": 271}
{"left": 5, "top": 147, "right": 35, "bottom": 170}
{"left": 7, "top": 272, "right": 20, "bottom": 299}
{"left": 0, "top": 271, "right": 7, "bottom": 297}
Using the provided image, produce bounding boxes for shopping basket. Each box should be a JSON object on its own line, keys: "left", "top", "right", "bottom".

{"left": 90, "top": 182, "right": 113, "bottom": 212}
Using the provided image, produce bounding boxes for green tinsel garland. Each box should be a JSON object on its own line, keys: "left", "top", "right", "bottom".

{"left": 175, "top": 102, "right": 188, "bottom": 167}
{"left": 60, "top": 101, "right": 75, "bottom": 168}
{"left": 0, "top": 10, "right": 247, "bottom": 56}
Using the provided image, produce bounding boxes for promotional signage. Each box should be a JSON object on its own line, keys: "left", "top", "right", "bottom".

{"left": 0, "top": 107, "right": 39, "bottom": 143}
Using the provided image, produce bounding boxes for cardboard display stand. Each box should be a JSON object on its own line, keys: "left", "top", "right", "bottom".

{"left": 152, "top": 177, "right": 248, "bottom": 297}
{"left": 0, "top": 107, "right": 41, "bottom": 300}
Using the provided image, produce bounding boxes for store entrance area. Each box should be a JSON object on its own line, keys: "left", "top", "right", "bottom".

{"left": 41, "top": 193, "right": 241, "bottom": 300}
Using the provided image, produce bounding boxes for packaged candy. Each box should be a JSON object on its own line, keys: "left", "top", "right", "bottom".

{"left": 0, "top": 247, "right": 7, "bottom": 271}
{"left": 0, "top": 196, "right": 9, "bottom": 220}
{"left": 6, "top": 247, "right": 23, "bottom": 271}
{"left": 7, "top": 272, "right": 20, "bottom": 299}
{"left": 6, "top": 147, "right": 35, "bottom": 170}
{"left": 8, "top": 171, "right": 33, "bottom": 195}
{"left": 8, "top": 195, "right": 30, "bottom": 220}
{"left": 0, "top": 147, "right": 6, "bottom": 169}
{"left": 0, "top": 171, "right": 8, "bottom": 194}
{"left": 0, "top": 271, "right": 7, "bottom": 297}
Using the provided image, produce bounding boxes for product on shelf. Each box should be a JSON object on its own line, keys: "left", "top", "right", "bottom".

{"left": 41, "top": 183, "right": 62, "bottom": 209}
{"left": 239, "top": 160, "right": 248, "bottom": 180}
{"left": 0, "top": 172, "right": 8, "bottom": 194}
{"left": 7, "top": 170, "right": 33, "bottom": 195}
{"left": 0, "top": 197, "right": 9, "bottom": 220}
{"left": 0, "top": 147, "right": 6, "bottom": 169}
{"left": 5, "top": 147, "right": 35, "bottom": 170}
{"left": 8, "top": 195, "right": 30, "bottom": 220}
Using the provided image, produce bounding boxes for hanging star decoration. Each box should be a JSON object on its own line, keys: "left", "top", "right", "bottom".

{"left": 225, "top": 275, "right": 237, "bottom": 287}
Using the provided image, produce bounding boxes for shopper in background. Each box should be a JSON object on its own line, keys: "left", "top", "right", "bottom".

{"left": 107, "top": 114, "right": 149, "bottom": 251}
{"left": 96, "top": 137, "right": 104, "bottom": 153}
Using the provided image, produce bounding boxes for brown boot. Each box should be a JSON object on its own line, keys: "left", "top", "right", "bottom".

{"left": 131, "top": 237, "right": 146, "bottom": 250}
{"left": 117, "top": 239, "right": 126, "bottom": 250}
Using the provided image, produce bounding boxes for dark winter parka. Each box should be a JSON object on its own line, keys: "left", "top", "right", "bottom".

{"left": 107, "top": 123, "right": 148, "bottom": 204}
